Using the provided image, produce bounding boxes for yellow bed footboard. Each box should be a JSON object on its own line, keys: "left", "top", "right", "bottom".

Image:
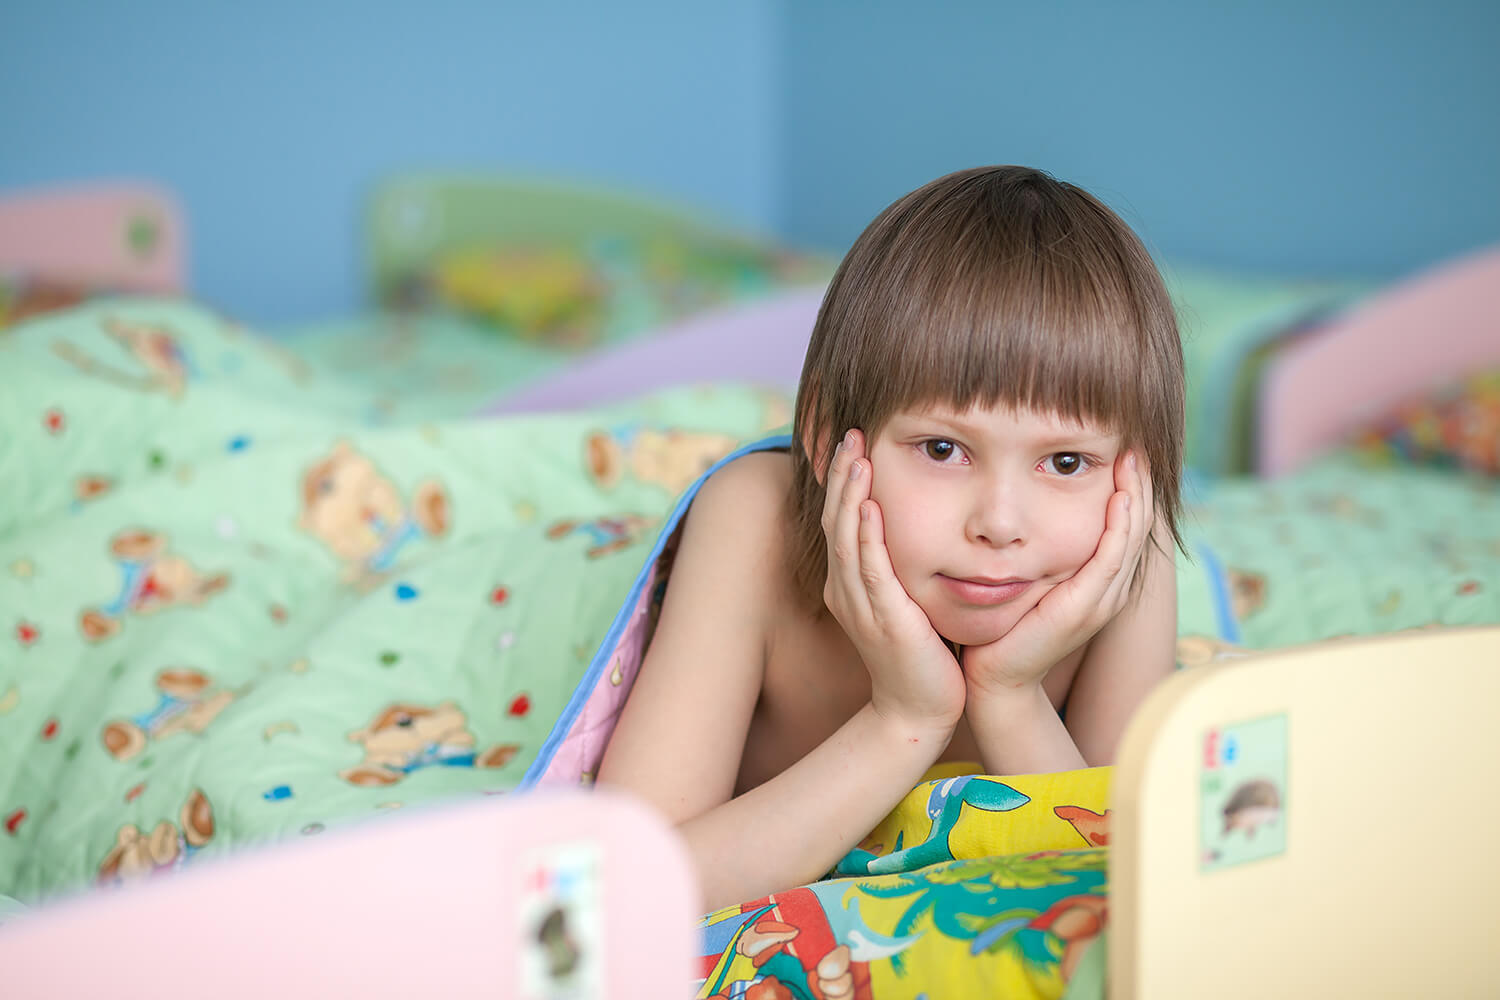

{"left": 1111, "top": 626, "right": 1500, "bottom": 999}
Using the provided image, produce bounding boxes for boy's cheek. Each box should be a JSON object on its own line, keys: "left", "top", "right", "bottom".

{"left": 1048, "top": 495, "right": 1110, "bottom": 568}
{"left": 881, "top": 540, "right": 924, "bottom": 593}
{"left": 1081, "top": 486, "right": 1113, "bottom": 532}
{"left": 1080, "top": 508, "right": 1111, "bottom": 554}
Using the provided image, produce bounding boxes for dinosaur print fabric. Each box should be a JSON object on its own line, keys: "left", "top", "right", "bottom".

{"left": 692, "top": 766, "right": 1112, "bottom": 999}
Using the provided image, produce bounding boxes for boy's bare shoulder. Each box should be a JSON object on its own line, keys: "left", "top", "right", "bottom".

{"left": 688, "top": 449, "right": 792, "bottom": 531}
{"left": 638, "top": 448, "right": 792, "bottom": 682}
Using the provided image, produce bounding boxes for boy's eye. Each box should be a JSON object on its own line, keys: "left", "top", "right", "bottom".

{"left": 922, "top": 439, "right": 963, "bottom": 463}
{"left": 1044, "top": 453, "right": 1087, "bottom": 476}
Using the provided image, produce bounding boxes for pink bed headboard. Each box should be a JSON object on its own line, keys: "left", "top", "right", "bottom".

{"left": 0, "top": 790, "right": 697, "bottom": 997}
{"left": 0, "top": 183, "right": 186, "bottom": 292}
{"left": 1257, "top": 245, "right": 1500, "bottom": 477}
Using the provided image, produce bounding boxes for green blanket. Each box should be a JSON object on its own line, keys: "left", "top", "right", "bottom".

{"left": 0, "top": 299, "right": 787, "bottom": 902}
{"left": 265, "top": 310, "right": 580, "bottom": 424}
{"left": 1183, "top": 456, "right": 1500, "bottom": 650}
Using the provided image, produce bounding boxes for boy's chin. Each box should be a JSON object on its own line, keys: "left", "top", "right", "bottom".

{"left": 927, "top": 609, "right": 1021, "bottom": 649}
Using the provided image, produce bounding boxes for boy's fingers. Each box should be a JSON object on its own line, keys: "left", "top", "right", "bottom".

{"left": 1113, "top": 450, "right": 1151, "bottom": 573}
{"left": 1077, "top": 489, "right": 1132, "bottom": 606}
{"left": 837, "top": 457, "right": 870, "bottom": 561}
{"left": 819, "top": 433, "right": 850, "bottom": 534}
{"left": 819, "top": 429, "right": 865, "bottom": 533}
{"left": 1131, "top": 451, "right": 1152, "bottom": 543}
{"left": 1113, "top": 450, "right": 1133, "bottom": 500}
{"left": 1044, "top": 451, "right": 1150, "bottom": 631}
{"left": 1126, "top": 451, "right": 1154, "bottom": 573}
{"left": 856, "top": 499, "right": 908, "bottom": 625}
{"left": 1100, "top": 490, "right": 1145, "bottom": 612}
{"left": 827, "top": 453, "right": 874, "bottom": 620}
{"left": 825, "top": 458, "right": 857, "bottom": 567}
{"left": 1124, "top": 455, "right": 1147, "bottom": 568}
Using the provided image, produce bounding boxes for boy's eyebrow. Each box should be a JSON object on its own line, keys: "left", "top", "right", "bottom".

{"left": 1035, "top": 437, "right": 1118, "bottom": 452}
{"left": 898, "top": 410, "right": 1118, "bottom": 448}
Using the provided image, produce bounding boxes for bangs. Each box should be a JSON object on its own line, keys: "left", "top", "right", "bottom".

{"left": 825, "top": 176, "right": 1158, "bottom": 438}
{"left": 876, "top": 258, "right": 1142, "bottom": 433}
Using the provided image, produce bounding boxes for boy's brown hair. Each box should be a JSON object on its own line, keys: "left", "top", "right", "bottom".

{"left": 787, "top": 165, "right": 1185, "bottom": 607}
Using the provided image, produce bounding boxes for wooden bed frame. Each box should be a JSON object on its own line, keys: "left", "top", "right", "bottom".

{"left": 1112, "top": 625, "right": 1500, "bottom": 997}
{"left": 0, "top": 790, "right": 699, "bottom": 996}
{"left": 3, "top": 628, "right": 1492, "bottom": 997}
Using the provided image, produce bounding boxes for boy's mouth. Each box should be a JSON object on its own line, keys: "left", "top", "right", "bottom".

{"left": 937, "top": 575, "right": 1032, "bottom": 606}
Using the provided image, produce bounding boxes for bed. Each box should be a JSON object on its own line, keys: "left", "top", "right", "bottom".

{"left": 1, "top": 181, "right": 1498, "bottom": 996}
{"left": 2, "top": 620, "right": 1494, "bottom": 998}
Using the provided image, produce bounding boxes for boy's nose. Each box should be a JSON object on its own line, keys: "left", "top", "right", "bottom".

{"left": 965, "top": 485, "right": 1025, "bottom": 548}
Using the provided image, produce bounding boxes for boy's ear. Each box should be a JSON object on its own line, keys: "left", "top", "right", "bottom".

{"left": 805, "top": 421, "right": 832, "bottom": 486}
{"left": 798, "top": 385, "right": 833, "bottom": 486}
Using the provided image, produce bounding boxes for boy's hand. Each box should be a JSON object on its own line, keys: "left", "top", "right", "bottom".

{"left": 962, "top": 450, "right": 1155, "bottom": 696}
{"left": 822, "top": 429, "right": 966, "bottom": 734}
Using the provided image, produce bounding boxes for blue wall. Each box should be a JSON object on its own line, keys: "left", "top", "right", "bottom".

{"left": 3, "top": 1, "right": 1496, "bottom": 322}
{"left": 0, "top": 1, "right": 779, "bottom": 323}
{"left": 779, "top": 1, "right": 1500, "bottom": 278}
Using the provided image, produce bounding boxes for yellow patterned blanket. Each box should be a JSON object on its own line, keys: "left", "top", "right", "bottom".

{"left": 695, "top": 764, "right": 1113, "bottom": 999}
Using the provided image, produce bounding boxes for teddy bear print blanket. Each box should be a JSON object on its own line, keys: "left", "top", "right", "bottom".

{"left": 0, "top": 300, "right": 786, "bottom": 903}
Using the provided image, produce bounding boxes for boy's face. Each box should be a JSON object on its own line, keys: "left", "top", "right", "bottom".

{"left": 866, "top": 402, "right": 1122, "bottom": 647}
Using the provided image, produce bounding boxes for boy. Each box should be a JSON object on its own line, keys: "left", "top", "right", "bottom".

{"left": 598, "top": 166, "right": 1184, "bottom": 912}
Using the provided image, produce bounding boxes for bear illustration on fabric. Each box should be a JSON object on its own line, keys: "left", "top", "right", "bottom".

{"left": 545, "top": 513, "right": 658, "bottom": 559}
{"left": 97, "top": 789, "right": 215, "bottom": 886}
{"left": 298, "top": 441, "right": 450, "bottom": 585}
{"left": 101, "top": 668, "right": 247, "bottom": 761}
{"left": 52, "top": 316, "right": 195, "bottom": 399}
{"left": 584, "top": 426, "right": 741, "bottom": 495}
{"left": 79, "top": 530, "right": 230, "bottom": 641}
{"left": 1227, "top": 569, "right": 1267, "bottom": 621}
{"left": 74, "top": 475, "right": 114, "bottom": 503}
{"left": 340, "top": 702, "right": 520, "bottom": 787}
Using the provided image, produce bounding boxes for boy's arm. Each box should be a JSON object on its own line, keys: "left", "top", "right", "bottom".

{"left": 595, "top": 456, "right": 777, "bottom": 827}
{"left": 595, "top": 455, "right": 951, "bottom": 913}
{"left": 1061, "top": 532, "right": 1177, "bottom": 766}
{"left": 962, "top": 681, "right": 1088, "bottom": 776}
{"left": 679, "top": 703, "right": 950, "bottom": 912}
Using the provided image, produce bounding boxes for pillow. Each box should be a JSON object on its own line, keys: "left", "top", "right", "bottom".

{"left": 1350, "top": 369, "right": 1500, "bottom": 476}
{"left": 425, "top": 234, "right": 830, "bottom": 349}
{"left": 481, "top": 286, "right": 823, "bottom": 416}
{"left": 431, "top": 245, "right": 608, "bottom": 348}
